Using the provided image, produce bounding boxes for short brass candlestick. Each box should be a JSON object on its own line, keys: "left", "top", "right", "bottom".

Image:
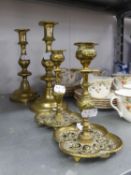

{"left": 58, "top": 42, "right": 123, "bottom": 161}
{"left": 39, "top": 21, "right": 58, "bottom": 52}
{"left": 10, "top": 29, "right": 38, "bottom": 104}
{"left": 59, "top": 113, "right": 123, "bottom": 161}
{"left": 51, "top": 50, "right": 64, "bottom": 84}
{"left": 41, "top": 50, "right": 81, "bottom": 128}
{"left": 30, "top": 58, "right": 57, "bottom": 125}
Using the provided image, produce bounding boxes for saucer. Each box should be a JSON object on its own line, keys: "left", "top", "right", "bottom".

{"left": 74, "top": 88, "right": 116, "bottom": 109}
{"left": 123, "top": 84, "right": 131, "bottom": 89}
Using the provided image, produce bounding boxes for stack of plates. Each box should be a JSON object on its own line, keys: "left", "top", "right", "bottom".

{"left": 74, "top": 88, "right": 117, "bottom": 109}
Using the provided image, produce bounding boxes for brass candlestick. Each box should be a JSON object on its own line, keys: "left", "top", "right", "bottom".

{"left": 51, "top": 50, "right": 64, "bottom": 84}
{"left": 59, "top": 115, "right": 123, "bottom": 162}
{"left": 39, "top": 21, "right": 58, "bottom": 52}
{"left": 41, "top": 50, "right": 81, "bottom": 128}
{"left": 58, "top": 42, "right": 123, "bottom": 161}
{"left": 74, "top": 42, "right": 97, "bottom": 110}
{"left": 30, "top": 57, "right": 57, "bottom": 125}
{"left": 10, "top": 29, "right": 38, "bottom": 104}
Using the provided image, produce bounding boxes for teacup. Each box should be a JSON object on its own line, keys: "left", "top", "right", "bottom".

{"left": 88, "top": 78, "right": 113, "bottom": 99}
{"left": 61, "top": 68, "right": 81, "bottom": 87}
{"left": 110, "top": 88, "right": 131, "bottom": 122}
{"left": 112, "top": 74, "right": 131, "bottom": 90}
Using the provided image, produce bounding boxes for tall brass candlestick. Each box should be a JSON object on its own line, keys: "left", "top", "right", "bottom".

{"left": 30, "top": 21, "right": 58, "bottom": 125}
{"left": 39, "top": 21, "right": 58, "bottom": 52}
{"left": 10, "top": 29, "right": 38, "bottom": 104}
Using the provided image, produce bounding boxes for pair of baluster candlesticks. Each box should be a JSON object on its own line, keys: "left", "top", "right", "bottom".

{"left": 10, "top": 21, "right": 123, "bottom": 161}
{"left": 10, "top": 21, "right": 57, "bottom": 104}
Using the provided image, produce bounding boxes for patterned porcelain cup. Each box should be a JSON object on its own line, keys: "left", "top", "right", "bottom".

{"left": 61, "top": 68, "right": 81, "bottom": 87}
{"left": 88, "top": 78, "right": 113, "bottom": 99}
{"left": 110, "top": 88, "right": 131, "bottom": 122}
{"left": 112, "top": 74, "right": 131, "bottom": 90}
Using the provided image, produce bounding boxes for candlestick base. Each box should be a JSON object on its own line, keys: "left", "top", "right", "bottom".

{"left": 31, "top": 96, "right": 57, "bottom": 125}
{"left": 31, "top": 97, "right": 69, "bottom": 126}
{"left": 31, "top": 96, "right": 57, "bottom": 113}
{"left": 59, "top": 123, "right": 123, "bottom": 161}
{"left": 10, "top": 88, "right": 38, "bottom": 104}
{"left": 43, "top": 111, "right": 81, "bottom": 128}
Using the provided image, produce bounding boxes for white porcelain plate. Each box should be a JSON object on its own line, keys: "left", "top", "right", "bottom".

{"left": 123, "top": 84, "right": 131, "bottom": 89}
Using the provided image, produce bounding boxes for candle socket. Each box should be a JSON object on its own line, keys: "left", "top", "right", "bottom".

{"left": 39, "top": 21, "right": 58, "bottom": 52}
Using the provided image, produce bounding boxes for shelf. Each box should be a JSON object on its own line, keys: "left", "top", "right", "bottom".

{"left": 0, "top": 95, "right": 130, "bottom": 175}
{"left": 28, "top": 0, "right": 131, "bottom": 14}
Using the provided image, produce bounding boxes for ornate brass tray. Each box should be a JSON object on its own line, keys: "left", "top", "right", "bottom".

{"left": 53, "top": 123, "right": 108, "bottom": 142}
{"left": 59, "top": 126, "right": 123, "bottom": 162}
{"left": 43, "top": 111, "right": 81, "bottom": 128}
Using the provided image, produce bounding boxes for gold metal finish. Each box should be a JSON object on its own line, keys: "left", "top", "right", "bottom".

{"left": 15, "top": 29, "right": 29, "bottom": 55}
{"left": 30, "top": 22, "right": 59, "bottom": 125}
{"left": 59, "top": 128, "right": 123, "bottom": 161}
{"left": 58, "top": 42, "right": 123, "bottom": 161}
{"left": 59, "top": 113, "right": 123, "bottom": 162}
{"left": 30, "top": 58, "right": 57, "bottom": 125}
{"left": 10, "top": 29, "right": 38, "bottom": 104}
{"left": 51, "top": 50, "right": 65, "bottom": 84}
{"left": 39, "top": 50, "right": 81, "bottom": 128}
{"left": 43, "top": 90, "right": 81, "bottom": 128}
{"left": 39, "top": 21, "right": 58, "bottom": 52}
{"left": 54, "top": 123, "right": 108, "bottom": 143}
{"left": 74, "top": 42, "right": 97, "bottom": 110}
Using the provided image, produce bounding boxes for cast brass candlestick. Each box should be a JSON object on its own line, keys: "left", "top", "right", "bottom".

{"left": 30, "top": 57, "right": 57, "bottom": 125}
{"left": 59, "top": 114, "right": 123, "bottom": 162}
{"left": 58, "top": 42, "right": 123, "bottom": 161}
{"left": 51, "top": 50, "right": 64, "bottom": 84}
{"left": 10, "top": 29, "right": 38, "bottom": 104}
{"left": 39, "top": 21, "right": 58, "bottom": 52}
{"left": 41, "top": 50, "right": 81, "bottom": 128}
{"left": 74, "top": 42, "right": 97, "bottom": 110}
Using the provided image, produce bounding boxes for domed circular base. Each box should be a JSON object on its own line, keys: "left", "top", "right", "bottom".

{"left": 30, "top": 96, "right": 57, "bottom": 113}
{"left": 10, "top": 89, "right": 38, "bottom": 104}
